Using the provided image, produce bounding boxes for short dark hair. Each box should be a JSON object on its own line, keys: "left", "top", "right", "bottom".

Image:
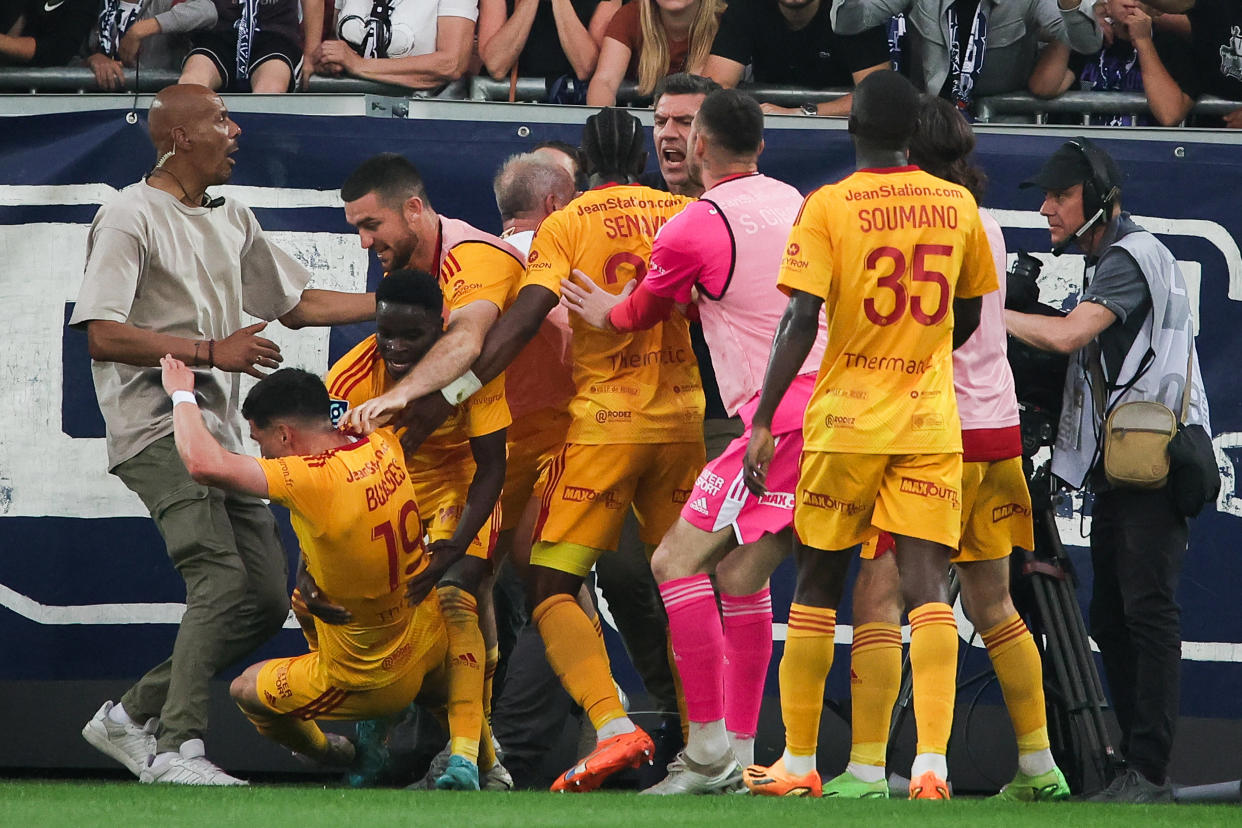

{"left": 695, "top": 89, "right": 763, "bottom": 157}
{"left": 582, "top": 107, "right": 646, "bottom": 181}
{"left": 242, "top": 368, "right": 333, "bottom": 428}
{"left": 653, "top": 73, "right": 721, "bottom": 106}
{"left": 848, "top": 70, "right": 920, "bottom": 152}
{"left": 908, "top": 95, "right": 986, "bottom": 201}
{"left": 341, "top": 153, "right": 429, "bottom": 209}
{"left": 376, "top": 268, "right": 444, "bottom": 316}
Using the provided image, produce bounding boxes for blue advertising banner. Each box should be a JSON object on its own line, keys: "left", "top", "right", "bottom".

{"left": 1, "top": 106, "right": 1239, "bottom": 728}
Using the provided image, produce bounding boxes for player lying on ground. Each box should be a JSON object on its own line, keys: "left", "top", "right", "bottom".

{"left": 157, "top": 357, "right": 480, "bottom": 789}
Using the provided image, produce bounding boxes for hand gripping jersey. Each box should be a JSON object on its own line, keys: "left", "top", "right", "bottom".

{"left": 256, "top": 431, "right": 442, "bottom": 689}
{"left": 778, "top": 166, "right": 998, "bottom": 455}
{"left": 522, "top": 184, "right": 704, "bottom": 445}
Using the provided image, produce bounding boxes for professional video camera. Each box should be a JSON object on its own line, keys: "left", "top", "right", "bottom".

{"left": 1004, "top": 251, "right": 1069, "bottom": 458}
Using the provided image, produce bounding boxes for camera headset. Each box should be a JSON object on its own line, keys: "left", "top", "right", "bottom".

{"left": 1051, "top": 137, "right": 1119, "bottom": 257}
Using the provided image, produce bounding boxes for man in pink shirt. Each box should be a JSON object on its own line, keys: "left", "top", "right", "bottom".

{"left": 830, "top": 96, "right": 1069, "bottom": 801}
{"left": 561, "top": 89, "right": 825, "bottom": 795}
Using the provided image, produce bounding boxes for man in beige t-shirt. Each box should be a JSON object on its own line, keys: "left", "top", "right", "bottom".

{"left": 70, "top": 84, "right": 376, "bottom": 786}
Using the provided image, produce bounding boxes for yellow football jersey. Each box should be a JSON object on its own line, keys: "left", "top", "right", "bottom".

{"left": 327, "top": 335, "right": 511, "bottom": 475}
{"left": 778, "top": 166, "right": 997, "bottom": 455}
{"left": 522, "top": 185, "right": 704, "bottom": 445}
{"left": 257, "top": 431, "right": 439, "bottom": 688}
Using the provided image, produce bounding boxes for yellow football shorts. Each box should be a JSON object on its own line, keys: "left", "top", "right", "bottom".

{"left": 531, "top": 440, "right": 706, "bottom": 576}
{"left": 255, "top": 625, "right": 448, "bottom": 722}
{"left": 499, "top": 408, "right": 572, "bottom": 532}
{"left": 795, "top": 451, "right": 963, "bottom": 551}
{"left": 412, "top": 474, "right": 501, "bottom": 562}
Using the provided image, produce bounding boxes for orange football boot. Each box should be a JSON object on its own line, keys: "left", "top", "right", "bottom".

{"left": 743, "top": 758, "right": 822, "bottom": 797}
{"left": 550, "top": 728, "right": 654, "bottom": 793}
{"left": 909, "top": 770, "right": 950, "bottom": 800}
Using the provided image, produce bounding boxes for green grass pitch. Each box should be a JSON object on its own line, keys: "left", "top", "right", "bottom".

{"left": 3, "top": 782, "right": 1239, "bottom": 828}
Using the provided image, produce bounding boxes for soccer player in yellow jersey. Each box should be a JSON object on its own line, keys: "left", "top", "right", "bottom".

{"left": 326, "top": 269, "right": 511, "bottom": 788}
{"left": 152, "top": 359, "right": 481, "bottom": 789}
{"left": 333, "top": 155, "right": 525, "bottom": 785}
{"left": 346, "top": 108, "right": 707, "bottom": 792}
{"left": 742, "top": 70, "right": 997, "bottom": 801}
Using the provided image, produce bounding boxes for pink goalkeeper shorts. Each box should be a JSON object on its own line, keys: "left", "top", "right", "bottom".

{"left": 680, "top": 375, "right": 813, "bottom": 544}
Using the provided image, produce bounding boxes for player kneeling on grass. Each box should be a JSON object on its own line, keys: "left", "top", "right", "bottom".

{"left": 158, "top": 356, "right": 476, "bottom": 787}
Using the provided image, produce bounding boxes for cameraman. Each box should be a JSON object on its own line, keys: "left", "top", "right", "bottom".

{"left": 1005, "top": 138, "right": 1210, "bottom": 804}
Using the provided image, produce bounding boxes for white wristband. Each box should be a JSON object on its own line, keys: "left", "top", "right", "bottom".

{"left": 440, "top": 370, "right": 484, "bottom": 406}
{"left": 171, "top": 390, "right": 198, "bottom": 408}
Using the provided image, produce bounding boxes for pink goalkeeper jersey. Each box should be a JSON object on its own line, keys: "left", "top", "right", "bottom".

{"left": 953, "top": 209, "right": 1020, "bottom": 455}
{"left": 645, "top": 173, "right": 826, "bottom": 427}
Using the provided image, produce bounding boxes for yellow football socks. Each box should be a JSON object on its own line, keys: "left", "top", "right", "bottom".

{"left": 981, "top": 613, "right": 1050, "bottom": 754}
{"left": 439, "top": 584, "right": 484, "bottom": 763}
{"left": 483, "top": 643, "right": 500, "bottom": 721}
{"left": 534, "top": 593, "right": 627, "bottom": 731}
{"left": 849, "top": 621, "right": 903, "bottom": 768}
{"left": 907, "top": 602, "right": 958, "bottom": 757}
{"left": 779, "top": 604, "right": 837, "bottom": 757}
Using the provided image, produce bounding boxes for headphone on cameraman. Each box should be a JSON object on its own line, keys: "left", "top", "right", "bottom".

{"left": 1052, "top": 137, "right": 1120, "bottom": 256}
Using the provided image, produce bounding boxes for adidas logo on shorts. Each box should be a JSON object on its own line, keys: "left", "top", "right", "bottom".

{"left": 689, "top": 497, "right": 710, "bottom": 516}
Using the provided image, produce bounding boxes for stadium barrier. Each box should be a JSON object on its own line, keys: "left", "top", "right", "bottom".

{"left": 0, "top": 67, "right": 1237, "bottom": 124}
{"left": 0, "top": 97, "right": 1239, "bottom": 786}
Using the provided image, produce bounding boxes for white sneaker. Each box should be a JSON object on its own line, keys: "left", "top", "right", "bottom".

{"left": 82, "top": 701, "right": 158, "bottom": 778}
{"left": 483, "top": 760, "right": 514, "bottom": 791}
{"left": 139, "top": 739, "right": 248, "bottom": 786}
{"left": 640, "top": 750, "right": 743, "bottom": 795}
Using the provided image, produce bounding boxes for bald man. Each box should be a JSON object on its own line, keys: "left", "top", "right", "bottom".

{"left": 72, "top": 84, "right": 375, "bottom": 786}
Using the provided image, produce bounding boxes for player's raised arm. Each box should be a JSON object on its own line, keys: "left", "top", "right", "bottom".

{"left": 160, "top": 356, "right": 269, "bottom": 497}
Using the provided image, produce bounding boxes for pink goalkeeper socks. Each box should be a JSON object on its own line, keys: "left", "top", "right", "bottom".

{"left": 720, "top": 587, "right": 773, "bottom": 738}
{"left": 659, "top": 574, "right": 725, "bottom": 723}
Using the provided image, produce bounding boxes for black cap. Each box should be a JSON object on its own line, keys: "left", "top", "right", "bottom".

{"left": 1020, "top": 138, "right": 1123, "bottom": 192}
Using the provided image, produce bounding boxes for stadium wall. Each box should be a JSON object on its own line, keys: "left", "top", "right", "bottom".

{"left": 1, "top": 98, "right": 1239, "bottom": 785}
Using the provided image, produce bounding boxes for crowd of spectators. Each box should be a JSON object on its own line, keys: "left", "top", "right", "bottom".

{"left": 0, "top": 0, "right": 1238, "bottom": 123}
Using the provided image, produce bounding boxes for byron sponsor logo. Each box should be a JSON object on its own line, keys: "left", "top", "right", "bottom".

{"left": 899, "top": 476, "right": 960, "bottom": 508}
{"left": 381, "top": 641, "right": 413, "bottom": 671}
{"left": 992, "top": 502, "right": 1032, "bottom": 523}
{"left": 594, "top": 409, "right": 632, "bottom": 424}
{"left": 758, "top": 491, "right": 796, "bottom": 509}
{"left": 786, "top": 242, "right": 801, "bottom": 257}
{"left": 801, "top": 490, "right": 867, "bottom": 515}
{"left": 527, "top": 250, "right": 539, "bottom": 264}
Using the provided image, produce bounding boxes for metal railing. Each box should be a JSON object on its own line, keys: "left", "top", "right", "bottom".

{"left": 0, "top": 67, "right": 1235, "bottom": 125}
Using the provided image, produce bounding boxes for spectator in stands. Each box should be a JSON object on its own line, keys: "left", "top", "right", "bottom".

{"left": 1025, "top": 1, "right": 1188, "bottom": 124}
{"left": 701, "top": 0, "right": 890, "bottom": 116}
{"left": 1126, "top": 0, "right": 1242, "bottom": 126}
{"left": 831, "top": 0, "right": 1103, "bottom": 114}
{"left": 315, "top": 0, "right": 477, "bottom": 94}
{"left": 180, "top": 0, "right": 321, "bottom": 93}
{"left": 586, "top": 0, "right": 724, "bottom": 105}
{"left": 0, "top": 0, "right": 95, "bottom": 67}
{"left": 84, "top": 0, "right": 218, "bottom": 92}
{"left": 477, "top": 0, "right": 621, "bottom": 103}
